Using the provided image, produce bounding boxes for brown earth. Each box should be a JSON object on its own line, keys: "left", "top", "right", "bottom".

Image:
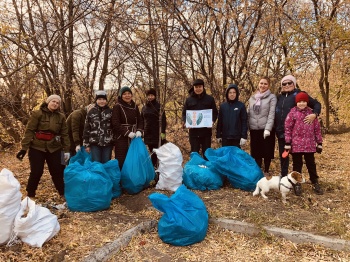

{"left": 0, "top": 132, "right": 350, "bottom": 261}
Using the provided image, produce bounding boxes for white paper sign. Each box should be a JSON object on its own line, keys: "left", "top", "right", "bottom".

{"left": 185, "top": 109, "right": 213, "bottom": 128}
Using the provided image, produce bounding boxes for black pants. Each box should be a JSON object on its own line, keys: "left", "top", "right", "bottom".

{"left": 189, "top": 136, "right": 211, "bottom": 158}
{"left": 27, "top": 147, "right": 65, "bottom": 197}
{"left": 292, "top": 152, "right": 319, "bottom": 184}
{"left": 254, "top": 158, "right": 272, "bottom": 173}
{"left": 222, "top": 138, "right": 240, "bottom": 148}
{"left": 278, "top": 137, "right": 289, "bottom": 177}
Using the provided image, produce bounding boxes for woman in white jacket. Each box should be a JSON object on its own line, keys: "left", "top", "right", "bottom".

{"left": 248, "top": 77, "right": 277, "bottom": 175}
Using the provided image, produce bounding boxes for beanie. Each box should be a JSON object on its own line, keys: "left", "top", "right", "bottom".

{"left": 295, "top": 92, "right": 309, "bottom": 104}
{"left": 281, "top": 75, "right": 297, "bottom": 87}
{"left": 193, "top": 78, "right": 204, "bottom": 86}
{"left": 119, "top": 86, "right": 132, "bottom": 97}
{"left": 146, "top": 88, "right": 157, "bottom": 97}
{"left": 46, "top": 94, "right": 61, "bottom": 104}
{"left": 95, "top": 90, "right": 107, "bottom": 101}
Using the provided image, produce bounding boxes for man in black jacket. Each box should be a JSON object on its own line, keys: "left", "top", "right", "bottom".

{"left": 182, "top": 79, "right": 218, "bottom": 158}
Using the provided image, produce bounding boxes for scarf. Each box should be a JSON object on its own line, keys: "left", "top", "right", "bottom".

{"left": 253, "top": 90, "right": 271, "bottom": 114}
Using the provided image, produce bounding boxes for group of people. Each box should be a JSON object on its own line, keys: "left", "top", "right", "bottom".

{"left": 182, "top": 75, "right": 323, "bottom": 196}
{"left": 16, "top": 87, "right": 166, "bottom": 198}
{"left": 16, "top": 74, "right": 323, "bottom": 199}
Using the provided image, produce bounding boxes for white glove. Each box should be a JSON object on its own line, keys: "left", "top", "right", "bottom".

{"left": 75, "top": 145, "right": 81, "bottom": 152}
{"left": 64, "top": 153, "right": 70, "bottom": 162}
{"left": 128, "top": 132, "right": 136, "bottom": 139}
{"left": 240, "top": 138, "right": 247, "bottom": 146}
{"left": 263, "top": 130, "right": 270, "bottom": 139}
{"left": 217, "top": 138, "right": 222, "bottom": 143}
{"left": 135, "top": 131, "right": 142, "bottom": 137}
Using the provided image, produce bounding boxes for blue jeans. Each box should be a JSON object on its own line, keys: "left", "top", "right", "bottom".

{"left": 90, "top": 145, "right": 113, "bottom": 163}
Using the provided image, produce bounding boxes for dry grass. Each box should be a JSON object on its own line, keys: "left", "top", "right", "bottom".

{"left": 1, "top": 132, "right": 350, "bottom": 261}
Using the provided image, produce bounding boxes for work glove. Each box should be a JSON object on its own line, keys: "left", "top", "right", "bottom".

{"left": 75, "top": 145, "right": 81, "bottom": 152}
{"left": 316, "top": 144, "right": 323, "bottom": 154}
{"left": 263, "top": 130, "right": 270, "bottom": 139}
{"left": 128, "top": 132, "right": 136, "bottom": 139}
{"left": 16, "top": 150, "right": 27, "bottom": 160}
{"left": 161, "top": 133, "right": 166, "bottom": 140}
{"left": 240, "top": 138, "right": 247, "bottom": 146}
{"left": 217, "top": 138, "right": 222, "bottom": 143}
{"left": 284, "top": 144, "right": 291, "bottom": 150}
{"left": 135, "top": 131, "right": 142, "bottom": 137}
{"left": 64, "top": 153, "right": 70, "bottom": 162}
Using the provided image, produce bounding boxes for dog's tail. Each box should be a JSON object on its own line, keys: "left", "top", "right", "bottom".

{"left": 252, "top": 185, "right": 260, "bottom": 196}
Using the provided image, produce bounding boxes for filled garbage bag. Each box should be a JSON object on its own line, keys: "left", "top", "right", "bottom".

{"left": 153, "top": 142, "right": 183, "bottom": 191}
{"left": 69, "top": 146, "right": 90, "bottom": 165}
{"left": 13, "top": 197, "right": 60, "bottom": 247}
{"left": 0, "top": 168, "right": 21, "bottom": 245}
{"left": 64, "top": 149, "right": 121, "bottom": 212}
{"left": 121, "top": 137, "right": 155, "bottom": 194}
{"left": 149, "top": 185, "right": 208, "bottom": 246}
{"left": 205, "top": 146, "right": 263, "bottom": 191}
{"left": 183, "top": 152, "right": 223, "bottom": 190}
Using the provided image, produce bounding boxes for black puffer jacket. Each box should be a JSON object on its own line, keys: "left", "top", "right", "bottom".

{"left": 141, "top": 100, "right": 166, "bottom": 145}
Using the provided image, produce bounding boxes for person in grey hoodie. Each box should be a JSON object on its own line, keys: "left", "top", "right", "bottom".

{"left": 248, "top": 77, "right": 277, "bottom": 175}
{"left": 216, "top": 84, "right": 248, "bottom": 148}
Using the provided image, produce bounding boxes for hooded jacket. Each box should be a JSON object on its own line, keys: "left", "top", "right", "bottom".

{"left": 216, "top": 84, "right": 248, "bottom": 140}
{"left": 20, "top": 103, "right": 70, "bottom": 153}
{"left": 275, "top": 88, "right": 321, "bottom": 138}
{"left": 182, "top": 87, "right": 218, "bottom": 137}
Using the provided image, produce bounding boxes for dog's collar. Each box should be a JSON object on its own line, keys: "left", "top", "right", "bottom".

{"left": 279, "top": 177, "right": 294, "bottom": 191}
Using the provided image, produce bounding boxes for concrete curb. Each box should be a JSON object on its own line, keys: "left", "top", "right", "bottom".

{"left": 210, "top": 218, "right": 350, "bottom": 251}
{"left": 82, "top": 220, "right": 157, "bottom": 262}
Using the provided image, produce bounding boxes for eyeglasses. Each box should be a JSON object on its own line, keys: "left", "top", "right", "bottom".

{"left": 282, "top": 81, "right": 294, "bottom": 86}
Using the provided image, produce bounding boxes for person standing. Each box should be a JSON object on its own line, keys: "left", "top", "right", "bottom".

{"left": 275, "top": 75, "right": 321, "bottom": 195}
{"left": 112, "top": 86, "right": 144, "bottom": 170}
{"left": 182, "top": 79, "right": 218, "bottom": 157}
{"left": 66, "top": 103, "right": 94, "bottom": 156}
{"left": 83, "top": 90, "right": 113, "bottom": 163}
{"left": 248, "top": 77, "right": 277, "bottom": 175}
{"left": 141, "top": 88, "right": 167, "bottom": 167}
{"left": 216, "top": 84, "right": 248, "bottom": 148}
{"left": 16, "top": 95, "right": 70, "bottom": 198}
{"left": 284, "top": 92, "right": 323, "bottom": 195}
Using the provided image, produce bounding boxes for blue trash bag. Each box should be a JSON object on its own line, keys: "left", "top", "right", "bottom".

{"left": 69, "top": 146, "right": 90, "bottom": 165}
{"left": 148, "top": 185, "right": 208, "bottom": 246}
{"left": 121, "top": 137, "right": 155, "bottom": 194}
{"left": 64, "top": 150, "right": 122, "bottom": 211}
{"left": 205, "top": 146, "right": 263, "bottom": 191}
{"left": 183, "top": 152, "right": 223, "bottom": 190}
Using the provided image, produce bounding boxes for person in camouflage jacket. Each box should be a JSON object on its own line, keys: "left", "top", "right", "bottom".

{"left": 16, "top": 95, "right": 70, "bottom": 198}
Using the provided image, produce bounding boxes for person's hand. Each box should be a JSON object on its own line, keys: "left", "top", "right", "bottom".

{"left": 16, "top": 150, "right": 26, "bottom": 160}
{"left": 64, "top": 153, "right": 70, "bottom": 162}
{"left": 135, "top": 131, "right": 142, "bottom": 137}
{"left": 217, "top": 138, "right": 222, "bottom": 143}
{"left": 128, "top": 132, "right": 136, "bottom": 139}
{"left": 316, "top": 144, "right": 323, "bottom": 154}
{"left": 240, "top": 138, "right": 247, "bottom": 146}
{"left": 263, "top": 130, "right": 270, "bottom": 139}
{"left": 284, "top": 144, "right": 291, "bottom": 150}
{"left": 304, "top": 113, "right": 317, "bottom": 124}
{"left": 161, "top": 133, "right": 166, "bottom": 140}
{"left": 75, "top": 145, "right": 81, "bottom": 152}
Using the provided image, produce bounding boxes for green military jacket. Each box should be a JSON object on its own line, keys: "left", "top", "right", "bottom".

{"left": 21, "top": 103, "right": 70, "bottom": 153}
{"left": 66, "top": 108, "right": 87, "bottom": 151}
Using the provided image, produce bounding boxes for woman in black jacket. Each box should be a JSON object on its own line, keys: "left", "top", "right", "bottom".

{"left": 141, "top": 88, "right": 167, "bottom": 167}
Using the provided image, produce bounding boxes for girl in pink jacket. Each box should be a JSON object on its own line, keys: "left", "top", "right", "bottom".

{"left": 284, "top": 91, "right": 323, "bottom": 195}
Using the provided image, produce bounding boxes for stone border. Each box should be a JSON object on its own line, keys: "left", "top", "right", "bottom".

{"left": 82, "top": 218, "right": 350, "bottom": 261}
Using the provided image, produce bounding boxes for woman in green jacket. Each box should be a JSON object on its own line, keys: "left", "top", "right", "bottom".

{"left": 16, "top": 95, "right": 70, "bottom": 198}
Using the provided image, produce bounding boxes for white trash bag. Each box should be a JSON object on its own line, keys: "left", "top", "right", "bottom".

{"left": 153, "top": 142, "right": 183, "bottom": 191}
{"left": 13, "top": 197, "right": 60, "bottom": 247}
{"left": 0, "top": 168, "right": 22, "bottom": 245}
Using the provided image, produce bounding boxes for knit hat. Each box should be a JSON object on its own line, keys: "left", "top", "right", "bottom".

{"left": 95, "top": 90, "right": 107, "bottom": 101}
{"left": 46, "top": 94, "right": 61, "bottom": 104}
{"left": 295, "top": 92, "right": 309, "bottom": 104}
{"left": 281, "top": 75, "right": 297, "bottom": 87}
{"left": 146, "top": 88, "right": 157, "bottom": 97}
{"left": 193, "top": 79, "right": 204, "bottom": 86}
{"left": 119, "top": 86, "right": 132, "bottom": 97}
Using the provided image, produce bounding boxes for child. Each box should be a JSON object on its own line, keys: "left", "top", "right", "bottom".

{"left": 284, "top": 91, "right": 323, "bottom": 195}
{"left": 216, "top": 84, "right": 248, "bottom": 148}
{"left": 83, "top": 90, "right": 113, "bottom": 163}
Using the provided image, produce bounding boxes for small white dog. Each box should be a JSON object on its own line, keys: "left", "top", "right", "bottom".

{"left": 252, "top": 171, "right": 305, "bottom": 204}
